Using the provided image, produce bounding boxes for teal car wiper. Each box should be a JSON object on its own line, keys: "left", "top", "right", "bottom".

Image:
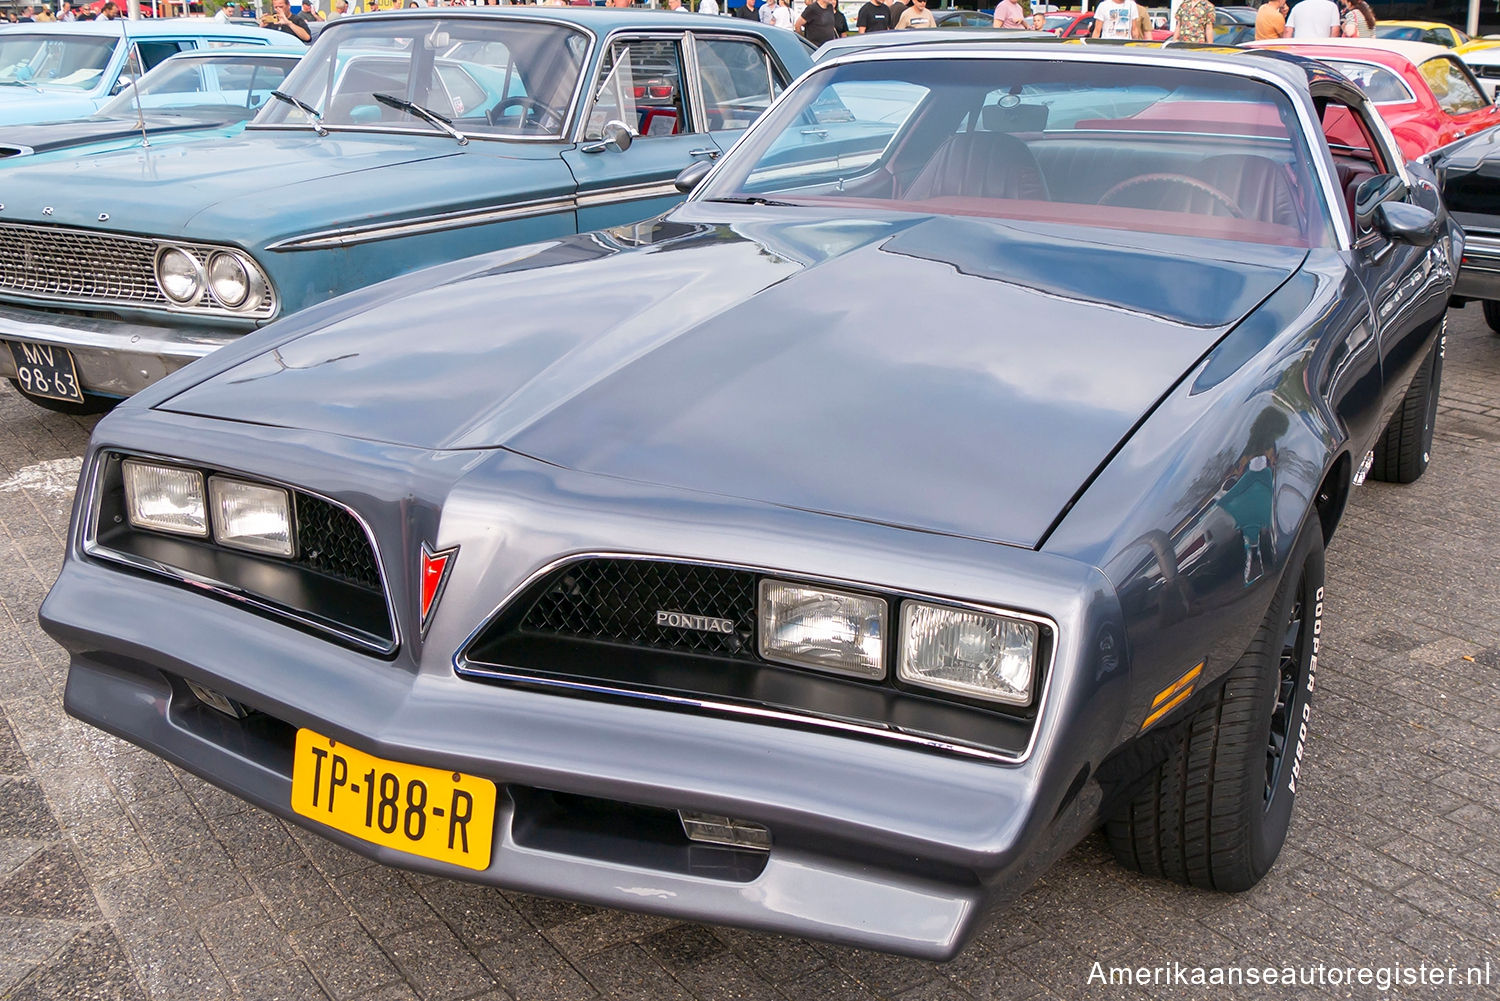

{"left": 268, "top": 89, "right": 328, "bottom": 136}
{"left": 372, "top": 92, "right": 468, "bottom": 146}
{"left": 704, "top": 195, "right": 800, "bottom": 207}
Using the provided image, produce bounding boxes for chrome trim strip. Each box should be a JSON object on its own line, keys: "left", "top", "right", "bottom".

{"left": 266, "top": 196, "right": 578, "bottom": 251}
{"left": 453, "top": 551, "right": 1060, "bottom": 766}
{"left": 758, "top": 46, "right": 1355, "bottom": 251}
{"left": 81, "top": 449, "right": 400, "bottom": 657}
{"left": 575, "top": 180, "right": 680, "bottom": 208}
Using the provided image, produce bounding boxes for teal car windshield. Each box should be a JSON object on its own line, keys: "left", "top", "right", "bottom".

{"left": 700, "top": 58, "right": 1337, "bottom": 249}
{"left": 255, "top": 16, "right": 589, "bottom": 139}
{"left": 96, "top": 54, "right": 296, "bottom": 121}
{"left": 0, "top": 34, "right": 116, "bottom": 91}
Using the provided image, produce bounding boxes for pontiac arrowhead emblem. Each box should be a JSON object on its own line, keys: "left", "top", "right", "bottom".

{"left": 419, "top": 543, "right": 458, "bottom": 636}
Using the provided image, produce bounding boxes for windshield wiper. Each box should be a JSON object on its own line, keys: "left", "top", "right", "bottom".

{"left": 373, "top": 92, "right": 468, "bottom": 146}
{"left": 704, "top": 195, "right": 799, "bottom": 207}
{"left": 269, "top": 89, "right": 328, "bottom": 136}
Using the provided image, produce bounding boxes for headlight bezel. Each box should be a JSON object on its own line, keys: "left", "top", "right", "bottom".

{"left": 152, "top": 242, "right": 275, "bottom": 318}
{"left": 154, "top": 246, "right": 205, "bottom": 306}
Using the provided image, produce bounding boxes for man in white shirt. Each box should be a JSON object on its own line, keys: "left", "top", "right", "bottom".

{"left": 1286, "top": 0, "right": 1340, "bottom": 38}
{"left": 700, "top": 0, "right": 719, "bottom": 13}
{"left": 1091, "top": 0, "right": 1143, "bottom": 39}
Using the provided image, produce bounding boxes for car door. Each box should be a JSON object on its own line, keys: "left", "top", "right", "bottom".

{"left": 690, "top": 33, "right": 787, "bottom": 157}
{"left": 562, "top": 33, "right": 718, "bottom": 233}
{"left": 1327, "top": 90, "right": 1449, "bottom": 439}
{"left": 1418, "top": 55, "right": 1500, "bottom": 144}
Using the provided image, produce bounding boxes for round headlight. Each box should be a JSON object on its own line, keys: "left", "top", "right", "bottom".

{"left": 156, "top": 247, "right": 203, "bottom": 305}
{"left": 207, "top": 252, "right": 251, "bottom": 309}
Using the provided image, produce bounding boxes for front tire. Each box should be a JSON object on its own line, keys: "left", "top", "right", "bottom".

{"left": 1483, "top": 299, "right": 1500, "bottom": 333}
{"left": 1369, "top": 327, "right": 1443, "bottom": 484}
{"left": 1106, "top": 525, "right": 1324, "bottom": 891}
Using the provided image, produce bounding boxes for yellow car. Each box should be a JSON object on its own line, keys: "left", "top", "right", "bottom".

{"left": 1375, "top": 20, "right": 1470, "bottom": 49}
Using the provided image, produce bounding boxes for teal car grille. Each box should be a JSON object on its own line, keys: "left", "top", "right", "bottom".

{"left": 0, "top": 222, "right": 274, "bottom": 318}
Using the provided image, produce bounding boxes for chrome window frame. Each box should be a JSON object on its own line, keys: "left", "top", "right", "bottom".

{"left": 453, "top": 551, "right": 1060, "bottom": 766}
{"left": 1318, "top": 57, "right": 1419, "bottom": 107}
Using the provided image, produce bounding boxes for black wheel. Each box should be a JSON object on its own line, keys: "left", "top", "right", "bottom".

{"left": 6, "top": 380, "right": 115, "bottom": 416}
{"left": 1483, "top": 299, "right": 1500, "bottom": 333}
{"left": 1369, "top": 326, "right": 1444, "bottom": 484}
{"left": 1106, "top": 524, "right": 1324, "bottom": 891}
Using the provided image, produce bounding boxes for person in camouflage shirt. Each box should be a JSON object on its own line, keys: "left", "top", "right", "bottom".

{"left": 1172, "top": 0, "right": 1215, "bottom": 43}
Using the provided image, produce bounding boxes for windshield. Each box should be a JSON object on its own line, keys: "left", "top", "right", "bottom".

{"left": 699, "top": 58, "right": 1336, "bottom": 248}
{"left": 255, "top": 16, "right": 589, "bottom": 139}
{"left": 0, "top": 34, "right": 117, "bottom": 91}
{"left": 98, "top": 55, "right": 295, "bottom": 120}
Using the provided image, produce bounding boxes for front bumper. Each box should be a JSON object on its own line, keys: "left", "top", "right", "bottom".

{"left": 0, "top": 302, "right": 247, "bottom": 397}
{"left": 1456, "top": 229, "right": 1500, "bottom": 301}
{"left": 42, "top": 426, "right": 1129, "bottom": 959}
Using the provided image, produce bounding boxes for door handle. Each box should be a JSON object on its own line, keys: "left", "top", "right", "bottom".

{"left": 688, "top": 148, "right": 720, "bottom": 159}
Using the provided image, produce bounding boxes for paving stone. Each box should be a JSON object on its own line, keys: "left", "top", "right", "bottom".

{"left": 3, "top": 924, "right": 145, "bottom": 1001}
{"left": 230, "top": 960, "right": 333, "bottom": 1001}
{"left": 0, "top": 776, "right": 58, "bottom": 839}
{"left": 197, "top": 895, "right": 292, "bottom": 980}
{"left": 0, "top": 709, "right": 27, "bottom": 776}
{"left": 119, "top": 922, "right": 234, "bottom": 1001}
{"left": 386, "top": 921, "right": 497, "bottom": 1001}
{"left": 289, "top": 915, "right": 405, "bottom": 1001}
{"left": 0, "top": 843, "right": 101, "bottom": 921}
{"left": 480, "top": 929, "right": 598, "bottom": 1001}
{"left": 208, "top": 808, "right": 302, "bottom": 874}
{"left": 0, "top": 914, "right": 85, "bottom": 964}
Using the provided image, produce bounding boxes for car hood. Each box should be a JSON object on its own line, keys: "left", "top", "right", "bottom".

{"left": 0, "top": 131, "right": 477, "bottom": 240}
{"left": 0, "top": 90, "right": 100, "bottom": 126}
{"left": 161, "top": 211, "right": 1306, "bottom": 548}
{"left": 0, "top": 115, "right": 222, "bottom": 156}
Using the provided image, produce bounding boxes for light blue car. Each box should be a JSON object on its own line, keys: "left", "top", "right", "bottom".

{"left": 0, "top": 9, "right": 812, "bottom": 412}
{"left": 0, "top": 47, "right": 303, "bottom": 166}
{"left": 0, "top": 18, "right": 304, "bottom": 127}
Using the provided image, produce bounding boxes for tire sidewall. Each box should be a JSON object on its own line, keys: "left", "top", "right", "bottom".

{"left": 1249, "top": 525, "right": 1325, "bottom": 877}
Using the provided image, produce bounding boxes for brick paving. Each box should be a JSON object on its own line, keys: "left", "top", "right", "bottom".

{"left": 0, "top": 304, "right": 1498, "bottom": 1001}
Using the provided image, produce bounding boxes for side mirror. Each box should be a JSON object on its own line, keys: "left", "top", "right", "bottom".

{"left": 673, "top": 158, "right": 713, "bottom": 194}
{"left": 111, "top": 75, "right": 136, "bottom": 96}
{"left": 1352, "top": 172, "right": 1407, "bottom": 232}
{"left": 581, "top": 120, "right": 633, "bottom": 155}
{"left": 1374, "top": 201, "right": 1440, "bottom": 247}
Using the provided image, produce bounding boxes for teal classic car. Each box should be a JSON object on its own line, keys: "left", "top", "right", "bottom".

{"left": 0, "top": 8, "right": 812, "bottom": 411}
{"left": 0, "top": 48, "right": 303, "bottom": 166}
{"left": 0, "top": 18, "right": 304, "bottom": 127}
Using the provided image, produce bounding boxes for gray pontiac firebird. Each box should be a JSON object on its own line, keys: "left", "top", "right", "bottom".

{"left": 42, "top": 43, "right": 1457, "bottom": 958}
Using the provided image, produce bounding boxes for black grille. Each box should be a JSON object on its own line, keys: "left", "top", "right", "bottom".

{"left": 295, "top": 495, "right": 381, "bottom": 592}
{"left": 519, "top": 559, "right": 757, "bottom": 660}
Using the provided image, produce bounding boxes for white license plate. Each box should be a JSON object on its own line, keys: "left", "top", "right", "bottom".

{"left": 6, "top": 340, "right": 84, "bottom": 404}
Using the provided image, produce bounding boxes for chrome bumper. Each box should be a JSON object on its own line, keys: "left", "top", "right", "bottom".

{"left": 0, "top": 303, "right": 246, "bottom": 397}
{"left": 1457, "top": 231, "right": 1500, "bottom": 301}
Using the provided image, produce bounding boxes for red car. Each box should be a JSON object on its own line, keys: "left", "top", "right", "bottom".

{"left": 1043, "top": 11, "right": 1094, "bottom": 37}
{"left": 1251, "top": 38, "right": 1500, "bottom": 160}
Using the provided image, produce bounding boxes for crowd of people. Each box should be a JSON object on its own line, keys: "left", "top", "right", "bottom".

{"left": 0, "top": 0, "right": 1388, "bottom": 44}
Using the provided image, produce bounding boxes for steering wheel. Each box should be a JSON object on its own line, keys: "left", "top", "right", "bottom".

{"left": 488, "top": 95, "right": 561, "bottom": 130}
{"left": 1098, "top": 173, "right": 1244, "bottom": 218}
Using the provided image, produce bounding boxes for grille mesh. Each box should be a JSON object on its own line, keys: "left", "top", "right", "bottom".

{"left": 0, "top": 223, "right": 273, "bottom": 315}
{"left": 295, "top": 495, "right": 381, "bottom": 592}
{"left": 519, "top": 559, "right": 758, "bottom": 660}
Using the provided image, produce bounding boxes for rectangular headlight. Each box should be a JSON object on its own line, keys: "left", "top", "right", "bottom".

{"left": 898, "top": 601, "right": 1038, "bottom": 706}
{"left": 122, "top": 459, "right": 207, "bottom": 537}
{"left": 208, "top": 477, "right": 294, "bottom": 557}
{"left": 758, "top": 579, "right": 886, "bottom": 679}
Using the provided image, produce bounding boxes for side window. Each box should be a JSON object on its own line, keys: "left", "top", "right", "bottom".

{"left": 587, "top": 37, "right": 693, "bottom": 140}
{"left": 217, "top": 60, "right": 294, "bottom": 111}
{"left": 694, "top": 37, "right": 781, "bottom": 132}
{"left": 134, "top": 41, "right": 193, "bottom": 73}
{"left": 1423, "top": 57, "right": 1487, "bottom": 115}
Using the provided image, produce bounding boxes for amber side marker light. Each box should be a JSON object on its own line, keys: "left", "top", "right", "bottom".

{"left": 1142, "top": 662, "right": 1204, "bottom": 731}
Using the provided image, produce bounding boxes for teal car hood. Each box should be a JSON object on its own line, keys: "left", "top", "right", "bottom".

{"left": 0, "top": 132, "right": 514, "bottom": 243}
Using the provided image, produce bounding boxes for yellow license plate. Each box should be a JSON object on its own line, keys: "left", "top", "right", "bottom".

{"left": 290, "top": 729, "right": 496, "bottom": 871}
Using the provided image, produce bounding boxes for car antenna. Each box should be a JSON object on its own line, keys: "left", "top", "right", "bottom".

{"left": 121, "top": 20, "right": 150, "bottom": 148}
